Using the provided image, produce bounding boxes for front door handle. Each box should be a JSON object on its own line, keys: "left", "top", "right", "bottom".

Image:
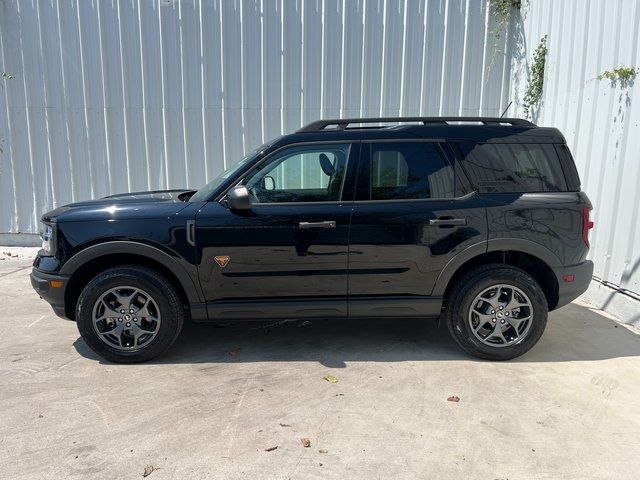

{"left": 429, "top": 218, "right": 467, "bottom": 227}
{"left": 298, "top": 221, "right": 337, "bottom": 230}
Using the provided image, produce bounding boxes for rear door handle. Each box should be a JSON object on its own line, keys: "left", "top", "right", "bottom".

{"left": 298, "top": 221, "right": 336, "bottom": 230}
{"left": 429, "top": 218, "right": 467, "bottom": 227}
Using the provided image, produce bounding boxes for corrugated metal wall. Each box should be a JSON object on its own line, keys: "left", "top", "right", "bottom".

{"left": 510, "top": 0, "right": 640, "bottom": 299}
{"left": 0, "top": 0, "right": 513, "bottom": 235}
{"left": 2, "top": 0, "right": 637, "bottom": 302}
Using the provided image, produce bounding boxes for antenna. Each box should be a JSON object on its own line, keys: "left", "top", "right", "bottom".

{"left": 500, "top": 101, "right": 513, "bottom": 118}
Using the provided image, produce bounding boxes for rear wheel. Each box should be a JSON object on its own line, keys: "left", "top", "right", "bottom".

{"left": 444, "top": 264, "right": 548, "bottom": 360}
{"left": 76, "top": 266, "right": 184, "bottom": 363}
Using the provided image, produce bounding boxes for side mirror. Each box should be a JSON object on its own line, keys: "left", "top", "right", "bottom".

{"left": 226, "top": 185, "right": 252, "bottom": 210}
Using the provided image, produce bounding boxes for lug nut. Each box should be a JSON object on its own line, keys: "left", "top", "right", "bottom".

{"left": 501, "top": 319, "right": 505, "bottom": 324}
{"left": 118, "top": 318, "right": 122, "bottom": 322}
{"left": 505, "top": 312, "right": 510, "bottom": 316}
{"left": 120, "top": 309, "right": 125, "bottom": 314}
{"left": 134, "top": 318, "right": 138, "bottom": 322}
{"left": 491, "top": 310, "right": 495, "bottom": 314}
{"left": 499, "top": 306, "right": 503, "bottom": 310}
{"left": 492, "top": 318, "right": 496, "bottom": 323}
{"left": 126, "top": 322, "right": 131, "bottom": 327}
{"left": 129, "top": 309, "right": 134, "bottom": 313}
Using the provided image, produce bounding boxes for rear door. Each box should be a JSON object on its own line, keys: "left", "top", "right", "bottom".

{"left": 347, "top": 140, "right": 487, "bottom": 317}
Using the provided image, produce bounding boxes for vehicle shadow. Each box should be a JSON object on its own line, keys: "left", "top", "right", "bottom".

{"left": 73, "top": 301, "right": 640, "bottom": 365}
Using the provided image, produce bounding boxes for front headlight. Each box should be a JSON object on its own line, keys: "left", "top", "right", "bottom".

{"left": 39, "top": 222, "right": 56, "bottom": 255}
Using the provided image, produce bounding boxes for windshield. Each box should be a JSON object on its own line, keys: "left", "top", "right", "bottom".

{"left": 189, "top": 143, "right": 271, "bottom": 202}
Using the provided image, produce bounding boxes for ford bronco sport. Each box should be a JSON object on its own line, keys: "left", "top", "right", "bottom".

{"left": 31, "top": 117, "right": 594, "bottom": 363}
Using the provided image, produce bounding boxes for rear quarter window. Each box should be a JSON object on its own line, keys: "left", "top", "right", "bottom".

{"left": 456, "top": 142, "right": 568, "bottom": 193}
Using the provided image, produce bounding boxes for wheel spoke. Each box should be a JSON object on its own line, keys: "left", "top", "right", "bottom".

{"left": 504, "top": 293, "right": 528, "bottom": 312}
{"left": 507, "top": 315, "right": 531, "bottom": 333}
{"left": 485, "top": 286, "right": 502, "bottom": 309}
{"left": 487, "top": 321, "right": 506, "bottom": 343}
{"left": 112, "top": 288, "right": 139, "bottom": 311}
{"left": 98, "top": 322, "right": 125, "bottom": 346}
{"left": 97, "top": 302, "right": 122, "bottom": 321}
{"left": 473, "top": 312, "right": 493, "bottom": 331}
{"left": 135, "top": 297, "right": 155, "bottom": 320}
{"left": 129, "top": 322, "right": 150, "bottom": 345}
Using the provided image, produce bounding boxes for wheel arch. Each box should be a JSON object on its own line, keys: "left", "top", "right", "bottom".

{"left": 61, "top": 241, "right": 202, "bottom": 320}
{"left": 434, "top": 239, "right": 561, "bottom": 311}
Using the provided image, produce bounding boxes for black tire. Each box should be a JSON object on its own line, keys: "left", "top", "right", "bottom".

{"left": 444, "top": 264, "right": 548, "bottom": 360}
{"left": 76, "top": 265, "right": 184, "bottom": 363}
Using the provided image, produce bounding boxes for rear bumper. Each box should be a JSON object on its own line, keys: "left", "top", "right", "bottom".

{"left": 30, "top": 268, "right": 71, "bottom": 319}
{"left": 553, "top": 260, "right": 594, "bottom": 309}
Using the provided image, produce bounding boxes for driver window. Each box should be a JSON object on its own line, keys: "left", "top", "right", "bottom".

{"left": 244, "top": 143, "right": 351, "bottom": 203}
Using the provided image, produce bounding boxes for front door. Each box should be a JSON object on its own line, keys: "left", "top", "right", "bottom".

{"left": 195, "top": 142, "right": 358, "bottom": 320}
{"left": 347, "top": 140, "right": 487, "bottom": 317}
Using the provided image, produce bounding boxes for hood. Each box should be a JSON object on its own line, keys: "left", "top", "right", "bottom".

{"left": 42, "top": 189, "right": 197, "bottom": 223}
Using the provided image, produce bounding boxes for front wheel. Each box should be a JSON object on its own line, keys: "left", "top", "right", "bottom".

{"left": 444, "top": 264, "right": 548, "bottom": 360}
{"left": 76, "top": 266, "right": 184, "bottom": 363}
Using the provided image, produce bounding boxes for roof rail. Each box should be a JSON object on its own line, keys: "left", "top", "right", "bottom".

{"left": 296, "top": 117, "right": 535, "bottom": 132}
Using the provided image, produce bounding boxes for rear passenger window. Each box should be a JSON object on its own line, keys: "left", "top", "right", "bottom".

{"left": 364, "top": 142, "right": 454, "bottom": 200}
{"left": 457, "top": 143, "right": 567, "bottom": 193}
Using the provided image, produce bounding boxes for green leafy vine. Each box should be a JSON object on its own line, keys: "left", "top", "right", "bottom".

{"left": 489, "top": 0, "right": 521, "bottom": 43}
{"left": 487, "top": 0, "right": 521, "bottom": 72}
{"left": 597, "top": 66, "right": 638, "bottom": 87}
{"left": 523, "top": 35, "right": 547, "bottom": 119}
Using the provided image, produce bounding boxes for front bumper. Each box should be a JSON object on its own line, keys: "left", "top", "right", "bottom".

{"left": 30, "top": 268, "right": 70, "bottom": 319}
{"left": 553, "top": 260, "right": 594, "bottom": 309}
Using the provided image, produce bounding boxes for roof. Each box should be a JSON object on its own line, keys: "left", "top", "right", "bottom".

{"left": 275, "top": 117, "right": 566, "bottom": 145}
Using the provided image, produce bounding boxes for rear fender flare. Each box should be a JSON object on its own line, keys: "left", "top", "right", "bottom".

{"left": 431, "top": 238, "right": 562, "bottom": 297}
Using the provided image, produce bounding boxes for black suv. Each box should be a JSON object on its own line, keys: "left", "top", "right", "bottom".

{"left": 31, "top": 117, "right": 594, "bottom": 363}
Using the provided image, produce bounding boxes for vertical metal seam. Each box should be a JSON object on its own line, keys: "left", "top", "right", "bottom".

{"left": 438, "top": 0, "right": 450, "bottom": 116}
{"left": 54, "top": 0, "right": 76, "bottom": 202}
{"left": 15, "top": 1, "right": 38, "bottom": 230}
{"left": 137, "top": 0, "right": 152, "bottom": 191}
{"left": 378, "top": 0, "right": 387, "bottom": 117}
{"left": 115, "top": 0, "right": 132, "bottom": 192}
{"left": 458, "top": 0, "right": 470, "bottom": 115}
{"left": 218, "top": 0, "right": 227, "bottom": 170}
{"left": 398, "top": 0, "right": 408, "bottom": 116}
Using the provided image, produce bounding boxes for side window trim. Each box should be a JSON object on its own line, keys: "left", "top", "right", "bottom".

{"left": 457, "top": 141, "right": 568, "bottom": 193}
{"left": 220, "top": 140, "right": 360, "bottom": 205}
{"left": 355, "top": 140, "right": 459, "bottom": 203}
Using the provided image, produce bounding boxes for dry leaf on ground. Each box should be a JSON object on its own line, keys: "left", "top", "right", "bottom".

{"left": 143, "top": 465, "right": 159, "bottom": 477}
{"left": 324, "top": 374, "right": 338, "bottom": 384}
{"left": 447, "top": 396, "right": 460, "bottom": 403}
{"left": 300, "top": 438, "right": 311, "bottom": 448}
{"left": 265, "top": 446, "right": 278, "bottom": 452}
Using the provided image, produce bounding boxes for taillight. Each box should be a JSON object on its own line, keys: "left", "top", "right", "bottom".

{"left": 582, "top": 207, "right": 594, "bottom": 247}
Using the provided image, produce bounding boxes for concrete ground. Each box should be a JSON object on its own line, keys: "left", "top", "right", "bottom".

{"left": 1, "top": 247, "right": 639, "bottom": 480}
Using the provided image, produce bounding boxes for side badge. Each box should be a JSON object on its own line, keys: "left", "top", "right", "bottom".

{"left": 214, "top": 255, "right": 230, "bottom": 268}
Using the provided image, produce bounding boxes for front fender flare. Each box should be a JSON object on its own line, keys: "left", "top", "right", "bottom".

{"left": 60, "top": 241, "right": 203, "bottom": 303}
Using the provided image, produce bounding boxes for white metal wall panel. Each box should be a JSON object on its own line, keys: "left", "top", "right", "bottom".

{"left": 511, "top": 0, "right": 640, "bottom": 297}
{"left": 2, "top": 0, "right": 508, "bottom": 234}
{"left": 3, "top": 0, "right": 636, "bottom": 301}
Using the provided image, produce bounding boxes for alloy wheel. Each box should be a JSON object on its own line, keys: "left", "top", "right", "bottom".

{"left": 91, "top": 286, "right": 162, "bottom": 351}
{"left": 467, "top": 284, "right": 533, "bottom": 347}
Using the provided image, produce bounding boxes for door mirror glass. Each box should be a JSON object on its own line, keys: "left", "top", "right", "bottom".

{"left": 226, "top": 185, "right": 252, "bottom": 210}
{"left": 263, "top": 175, "right": 275, "bottom": 190}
